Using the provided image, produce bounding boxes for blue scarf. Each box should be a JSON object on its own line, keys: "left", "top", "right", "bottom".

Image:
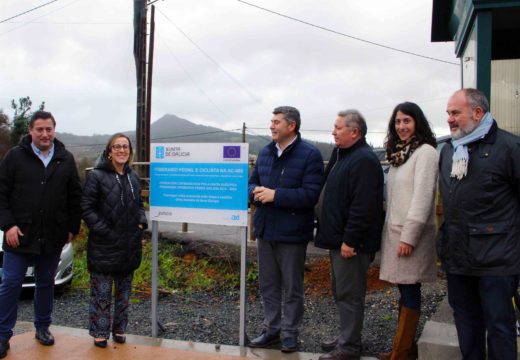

{"left": 451, "top": 112, "right": 493, "bottom": 180}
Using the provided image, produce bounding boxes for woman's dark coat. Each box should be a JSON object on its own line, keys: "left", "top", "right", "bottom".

{"left": 81, "top": 155, "right": 148, "bottom": 275}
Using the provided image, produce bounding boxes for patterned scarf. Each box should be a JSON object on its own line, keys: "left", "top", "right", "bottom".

{"left": 387, "top": 137, "right": 420, "bottom": 167}
{"left": 450, "top": 112, "right": 493, "bottom": 180}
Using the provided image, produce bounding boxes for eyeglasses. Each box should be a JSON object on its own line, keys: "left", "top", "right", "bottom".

{"left": 111, "top": 144, "right": 130, "bottom": 151}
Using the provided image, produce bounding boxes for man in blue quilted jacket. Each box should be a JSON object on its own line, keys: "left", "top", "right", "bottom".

{"left": 248, "top": 106, "right": 324, "bottom": 353}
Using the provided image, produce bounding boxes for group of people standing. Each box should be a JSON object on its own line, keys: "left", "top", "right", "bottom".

{"left": 0, "top": 111, "right": 147, "bottom": 357}
{"left": 0, "top": 87, "right": 518, "bottom": 360}
{"left": 248, "top": 88, "right": 520, "bottom": 360}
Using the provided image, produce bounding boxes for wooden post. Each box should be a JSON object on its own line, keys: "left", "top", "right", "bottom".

{"left": 143, "top": 4, "right": 155, "bottom": 181}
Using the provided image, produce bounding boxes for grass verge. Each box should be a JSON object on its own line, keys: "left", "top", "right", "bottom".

{"left": 72, "top": 223, "right": 258, "bottom": 294}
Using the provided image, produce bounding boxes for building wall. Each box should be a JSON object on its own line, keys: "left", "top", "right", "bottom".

{"left": 491, "top": 59, "right": 520, "bottom": 135}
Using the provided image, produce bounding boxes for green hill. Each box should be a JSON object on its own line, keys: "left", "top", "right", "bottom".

{"left": 58, "top": 114, "right": 335, "bottom": 163}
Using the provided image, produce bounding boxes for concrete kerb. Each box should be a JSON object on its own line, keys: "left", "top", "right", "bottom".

{"left": 418, "top": 295, "right": 520, "bottom": 360}
{"left": 418, "top": 321, "right": 461, "bottom": 360}
{"left": 417, "top": 288, "right": 462, "bottom": 359}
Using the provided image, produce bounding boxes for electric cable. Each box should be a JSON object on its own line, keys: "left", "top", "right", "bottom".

{"left": 0, "top": 0, "right": 83, "bottom": 36}
{"left": 0, "top": 0, "right": 59, "bottom": 24}
{"left": 157, "top": 7, "right": 268, "bottom": 109}
{"left": 236, "top": 0, "right": 458, "bottom": 66}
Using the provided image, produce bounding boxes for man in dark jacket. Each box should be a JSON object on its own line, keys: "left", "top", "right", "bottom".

{"left": 0, "top": 111, "right": 82, "bottom": 357}
{"left": 248, "top": 106, "right": 324, "bottom": 353}
{"left": 438, "top": 88, "right": 520, "bottom": 360}
{"left": 315, "top": 109, "right": 383, "bottom": 360}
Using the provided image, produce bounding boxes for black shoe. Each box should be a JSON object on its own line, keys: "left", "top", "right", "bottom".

{"left": 281, "top": 337, "right": 298, "bottom": 353}
{"left": 321, "top": 337, "right": 338, "bottom": 352}
{"left": 248, "top": 331, "right": 280, "bottom": 348}
{"left": 113, "top": 333, "right": 126, "bottom": 344}
{"left": 94, "top": 339, "right": 107, "bottom": 348}
{"left": 318, "top": 349, "right": 360, "bottom": 360}
{"left": 35, "top": 328, "right": 55, "bottom": 346}
{"left": 0, "top": 341, "right": 9, "bottom": 359}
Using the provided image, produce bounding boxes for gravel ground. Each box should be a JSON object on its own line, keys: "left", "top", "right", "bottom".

{"left": 16, "top": 268, "right": 447, "bottom": 357}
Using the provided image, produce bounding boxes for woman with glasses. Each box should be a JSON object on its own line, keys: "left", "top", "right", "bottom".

{"left": 379, "top": 102, "right": 438, "bottom": 360}
{"left": 81, "top": 133, "right": 147, "bottom": 348}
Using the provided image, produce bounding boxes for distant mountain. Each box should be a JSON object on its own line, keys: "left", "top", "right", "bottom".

{"left": 57, "top": 114, "right": 335, "bottom": 161}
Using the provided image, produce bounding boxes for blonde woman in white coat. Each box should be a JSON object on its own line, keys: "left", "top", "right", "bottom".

{"left": 379, "top": 102, "right": 439, "bottom": 360}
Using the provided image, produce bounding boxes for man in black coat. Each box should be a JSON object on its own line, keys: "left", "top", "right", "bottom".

{"left": 438, "top": 88, "right": 520, "bottom": 360}
{"left": 0, "top": 111, "right": 82, "bottom": 357}
{"left": 315, "top": 109, "right": 384, "bottom": 360}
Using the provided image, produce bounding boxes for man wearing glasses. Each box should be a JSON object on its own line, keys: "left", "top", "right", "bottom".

{"left": 0, "top": 111, "right": 82, "bottom": 358}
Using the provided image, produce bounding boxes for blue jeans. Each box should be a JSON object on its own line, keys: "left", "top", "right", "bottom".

{"left": 0, "top": 250, "right": 61, "bottom": 341}
{"left": 447, "top": 273, "right": 519, "bottom": 360}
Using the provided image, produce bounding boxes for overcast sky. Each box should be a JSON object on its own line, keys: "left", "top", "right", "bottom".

{"left": 0, "top": 0, "right": 460, "bottom": 146}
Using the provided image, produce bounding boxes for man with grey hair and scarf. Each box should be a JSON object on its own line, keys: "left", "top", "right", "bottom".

{"left": 438, "top": 88, "right": 520, "bottom": 360}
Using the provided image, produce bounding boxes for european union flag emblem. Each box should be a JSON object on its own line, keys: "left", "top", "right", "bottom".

{"left": 223, "top": 146, "right": 240, "bottom": 159}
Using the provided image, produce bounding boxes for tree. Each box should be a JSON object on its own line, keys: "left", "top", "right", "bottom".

{"left": 0, "top": 109, "right": 11, "bottom": 159}
{"left": 9, "top": 96, "right": 45, "bottom": 145}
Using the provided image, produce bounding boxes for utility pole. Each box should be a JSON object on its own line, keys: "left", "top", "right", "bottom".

{"left": 144, "top": 4, "right": 155, "bottom": 180}
{"left": 135, "top": 2, "right": 159, "bottom": 338}
{"left": 133, "top": 0, "right": 149, "bottom": 178}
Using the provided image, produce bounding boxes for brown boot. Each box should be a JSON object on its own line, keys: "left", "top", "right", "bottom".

{"left": 389, "top": 307, "right": 420, "bottom": 360}
{"left": 379, "top": 351, "right": 391, "bottom": 360}
{"left": 379, "top": 300, "right": 404, "bottom": 360}
{"left": 381, "top": 342, "right": 417, "bottom": 360}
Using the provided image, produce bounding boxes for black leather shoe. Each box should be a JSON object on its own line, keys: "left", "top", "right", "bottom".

{"left": 35, "top": 328, "right": 55, "bottom": 346}
{"left": 318, "top": 349, "right": 360, "bottom": 360}
{"left": 248, "top": 331, "right": 280, "bottom": 348}
{"left": 281, "top": 337, "right": 298, "bottom": 353}
{"left": 113, "top": 333, "right": 126, "bottom": 344}
{"left": 321, "top": 337, "right": 338, "bottom": 352}
{"left": 94, "top": 339, "right": 107, "bottom": 348}
{"left": 0, "top": 341, "right": 9, "bottom": 359}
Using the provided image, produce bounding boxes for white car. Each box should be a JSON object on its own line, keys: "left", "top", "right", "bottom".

{"left": 0, "top": 229, "right": 74, "bottom": 288}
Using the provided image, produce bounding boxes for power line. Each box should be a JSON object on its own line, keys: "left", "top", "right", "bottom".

{"left": 247, "top": 127, "right": 386, "bottom": 134}
{"left": 158, "top": 36, "right": 233, "bottom": 122}
{"left": 245, "top": 128, "right": 272, "bottom": 144}
{"left": 236, "top": 0, "right": 459, "bottom": 66}
{"left": 4, "top": 21, "right": 129, "bottom": 25}
{"left": 0, "top": 0, "right": 59, "bottom": 24}
{"left": 0, "top": 0, "right": 82, "bottom": 36}
{"left": 156, "top": 8, "right": 268, "bottom": 109}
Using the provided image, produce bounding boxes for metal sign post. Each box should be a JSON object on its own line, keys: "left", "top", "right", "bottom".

{"left": 239, "top": 226, "right": 248, "bottom": 346}
{"left": 151, "top": 220, "right": 159, "bottom": 337}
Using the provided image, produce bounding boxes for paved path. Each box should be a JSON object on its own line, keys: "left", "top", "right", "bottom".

{"left": 10, "top": 322, "right": 377, "bottom": 360}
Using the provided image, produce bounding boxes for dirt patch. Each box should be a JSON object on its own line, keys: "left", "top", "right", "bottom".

{"left": 304, "top": 257, "right": 392, "bottom": 297}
